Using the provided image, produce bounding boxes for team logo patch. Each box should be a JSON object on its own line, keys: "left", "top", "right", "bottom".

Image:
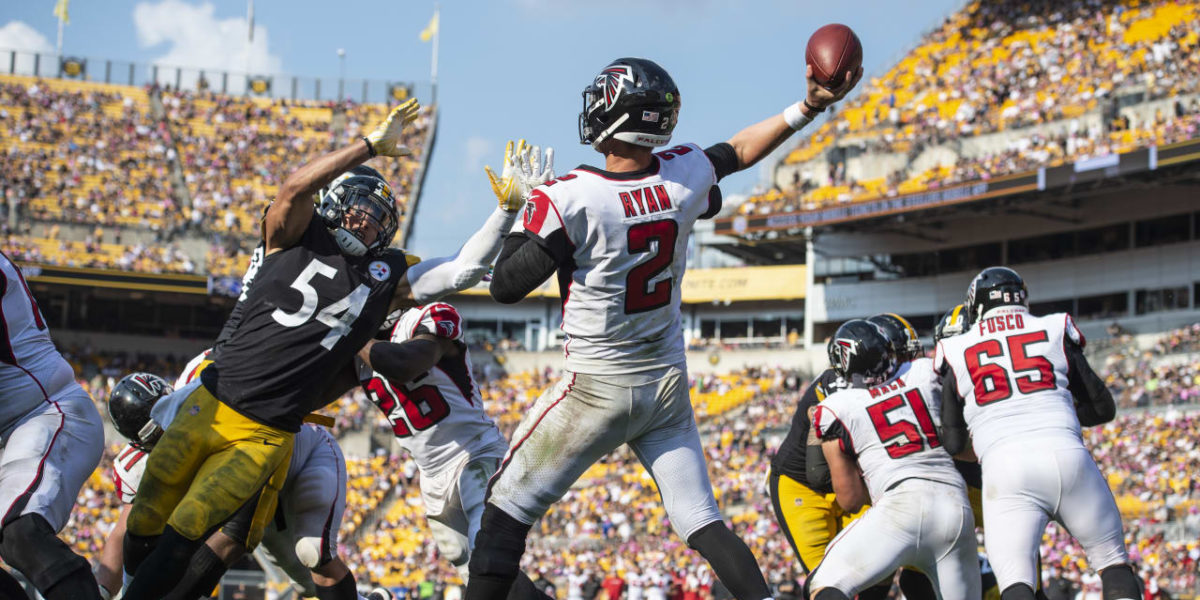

{"left": 832, "top": 337, "right": 859, "bottom": 372}
{"left": 369, "top": 260, "right": 391, "bottom": 282}
{"left": 189, "top": 404, "right": 200, "bottom": 416}
{"left": 599, "top": 65, "right": 634, "bottom": 111}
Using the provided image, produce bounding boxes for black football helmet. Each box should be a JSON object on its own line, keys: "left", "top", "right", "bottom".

{"left": 318, "top": 171, "right": 399, "bottom": 257}
{"left": 578, "top": 57, "right": 681, "bottom": 149}
{"left": 108, "top": 373, "right": 173, "bottom": 450}
{"left": 965, "top": 266, "right": 1028, "bottom": 325}
{"left": 827, "top": 319, "right": 896, "bottom": 386}
{"left": 867, "top": 313, "right": 923, "bottom": 362}
{"left": 934, "top": 304, "right": 968, "bottom": 342}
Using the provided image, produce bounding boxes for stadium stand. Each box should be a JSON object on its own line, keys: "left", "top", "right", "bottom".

{"left": 735, "top": 0, "right": 1200, "bottom": 215}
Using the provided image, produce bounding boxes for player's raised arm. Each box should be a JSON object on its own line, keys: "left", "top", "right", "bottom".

{"left": 359, "top": 333, "right": 452, "bottom": 385}
{"left": 391, "top": 140, "right": 555, "bottom": 310}
{"left": 265, "top": 99, "right": 421, "bottom": 253}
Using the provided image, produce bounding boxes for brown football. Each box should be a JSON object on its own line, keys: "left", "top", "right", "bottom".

{"left": 806, "top": 23, "right": 862, "bottom": 89}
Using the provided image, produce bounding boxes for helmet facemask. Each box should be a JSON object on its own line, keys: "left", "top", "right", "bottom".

{"left": 320, "top": 175, "right": 399, "bottom": 257}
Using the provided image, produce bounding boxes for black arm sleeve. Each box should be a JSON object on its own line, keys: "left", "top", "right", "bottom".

{"left": 489, "top": 232, "right": 559, "bottom": 304}
{"left": 368, "top": 337, "right": 442, "bottom": 385}
{"left": 806, "top": 444, "right": 832, "bottom": 490}
{"left": 940, "top": 368, "right": 970, "bottom": 456}
{"left": 1066, "top": 339, "right": 1116, "bottom": 426}
{"left": 704, "top": 142, "right": 739, "bottom": 182}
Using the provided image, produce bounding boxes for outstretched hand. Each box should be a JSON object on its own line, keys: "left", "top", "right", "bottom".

{"left": 485, "top": 139, "right": 556, "bottom": 212}
{"left": 806, "top": 64, "right": 863, "bottom": 111}
{"left": 366, "top": 98, "right": 422, "bottom": 157}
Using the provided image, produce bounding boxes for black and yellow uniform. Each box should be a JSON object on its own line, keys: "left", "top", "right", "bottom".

{"left": 769, "top": 368, "right": 863, "bottom": 571}
{"left": 128, "top": 214, "right": 409, "bottom": 544}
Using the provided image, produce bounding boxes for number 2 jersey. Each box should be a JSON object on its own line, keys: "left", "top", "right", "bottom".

{"left": 358, "top": 303, "right": 507, "bottom": 475}
{"left": 521, "top": 144, "right": 722, "bottom": 375}
{"left": 934, "top": 307, "right": 1086, "bottom": 462}
{"left": 813, "top": 358, "right": 963, "bottom": 502}
{"left": 203, "top": 212, "right": 411, "bottom": 432}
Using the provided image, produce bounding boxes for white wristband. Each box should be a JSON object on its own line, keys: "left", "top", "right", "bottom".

{"left": 783, "top": 102, "right": 813, "bottom": 130}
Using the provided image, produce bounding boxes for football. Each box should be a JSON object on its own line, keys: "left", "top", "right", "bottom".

{"left": 806, "top": 23, "right": 863, "bottom": 89}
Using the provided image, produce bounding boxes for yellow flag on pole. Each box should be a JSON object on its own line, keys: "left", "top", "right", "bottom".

{"left": 53, "top": 0, "right": 70, "bottom": 24}
{"left": 419, "top": 11, "right": 438, "bottom": 42}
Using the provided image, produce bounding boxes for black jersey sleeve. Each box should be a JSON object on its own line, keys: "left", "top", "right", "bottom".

{"left": 704, "top": 142, "right": 739, "bottom": 182}
{"left": 490, "top": 232, "right": 559, "bottom": 304}
{"left": 939, "top": 367, "right": 970, "bottom": 456}
{"left": 1065, "top": 338, "right": 1116, "bottom": 426}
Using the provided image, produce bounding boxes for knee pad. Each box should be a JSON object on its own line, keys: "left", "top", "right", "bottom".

{"left": 1002, "top": 583, "right": 1038, "bottom": 600}
{"left": 812, "top": 587, "right": 850, "bottom": 600}
{"left": 296, "top": 536, "right": 333, "bottom": 569}
{"left": 468, "top": 504, "right": 531, "bottom": 578}
{"left": 0, "top": 514, "right": 92, "bottom": 593}
{"left": 1100, "top": 564, "right": 1142, "bottom": 600}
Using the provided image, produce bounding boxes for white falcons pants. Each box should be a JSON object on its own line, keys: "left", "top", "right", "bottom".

{"left": 0, "top": 383, "right": 103, "bottom": 531}
{"left": 810, "top": 479, "right": 980, "bottom": 600}
{"left": 982, "top": 443, "right": 1128, "bottom": 591}
{"left": 423, "top": 454, "right": 501, "bottom": 581}
{"left": 487, "top": 365, "right": 723, "bottom": 540}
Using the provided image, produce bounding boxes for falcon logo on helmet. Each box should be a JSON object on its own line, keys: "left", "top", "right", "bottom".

{"left": 832, "top": 338, "right": 858, "bottom": 372}
{"left": 600, "top": 65, "right": 634, "bottom": 111}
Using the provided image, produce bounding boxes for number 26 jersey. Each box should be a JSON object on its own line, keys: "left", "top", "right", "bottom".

{"left": 934, "top": 308, "right": 1085, "bottom": 461}
{"left": 521, "top": 143, "right": 719, "bottom": 375}
{"left": 204, "top": 213, "right": 410, "bottom": 433}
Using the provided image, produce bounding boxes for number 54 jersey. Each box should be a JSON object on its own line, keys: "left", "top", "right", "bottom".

{"left": 813, "top": 358, "right": 963, "bottom": 502}
{"left": 521, "top": 144, "right": 720, "bottom": 375}
{"left": 934, "top": 308, "right": 1084, "bottom": 461}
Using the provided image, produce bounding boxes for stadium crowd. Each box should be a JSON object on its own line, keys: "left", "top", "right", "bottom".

{"left": 736, "top": 0, "right": 1200, "bottom": 215}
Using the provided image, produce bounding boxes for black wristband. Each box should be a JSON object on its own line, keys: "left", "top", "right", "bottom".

{"left": 803, "top": 99, "right": 826, "bottom": 113}
{"left": 362, "top": 136, "right": 377, "bottom": 158}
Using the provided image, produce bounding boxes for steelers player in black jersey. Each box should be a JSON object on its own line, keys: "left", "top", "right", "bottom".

{"left": 123, "top": 99, "right": 552, "bottom": 600}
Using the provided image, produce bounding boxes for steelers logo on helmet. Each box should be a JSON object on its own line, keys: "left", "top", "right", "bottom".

{"left": 579, "top": 57, "right": 681, "bottom": 150}
{"left": 319, "top": 171, "right": 399, "bottom": 257}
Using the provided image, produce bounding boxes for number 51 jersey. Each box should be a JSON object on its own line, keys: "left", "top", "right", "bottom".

{"left": 813, "top": 358, "right": 963, "bottom": 502}
{"left": 521, "top": 144, "right": 720, "bottom": 375}
{"left": 934, "top": 308, "right": 1084, "bottom": 461}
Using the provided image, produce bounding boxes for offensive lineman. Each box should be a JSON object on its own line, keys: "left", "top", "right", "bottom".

{"left": 123, "top": 98, "right": 547, "bottom": 599}
{"left": 935, "top": 267, "right": 1140, "bottom": 600}
{"left": 0, "top": 251, "right": 106, "bottom": 599}
{"left": 809, "top": 320, "right": 980, "bottom": 600}
{"left": 468, "top": 58, "right": 861, "bottom": 600}
{"left": 357, "top": 303, "right": 551, "bottom": 599}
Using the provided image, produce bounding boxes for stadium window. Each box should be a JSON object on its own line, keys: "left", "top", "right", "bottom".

{"left": 1134, "top": 215, "right": 1190, "bottom": 248}
{"left": 1030, "top": 298, "right": 1073, "bottom": 315}
{"left": 1135, "top": 286, "right": 1190, "bottom": 315}
{"left": 752, "top": 318, "right": 781, "bottom": 339}
{"left": 700, "top": 320, "right": 718, "bottom": 339}
{"left": 1077, "top": 292, "right": 1128, "bottom": 320}
{"left": 1076, "top": 223, "right": 1130, "bottom": 256}
{"left": 721, "top": 320, "right": 749, "bottom": 340}
{"left": 937, "top": 242, "right": 1001, "bottom": 274}
{"left": 1008, "top": 231, "right": 1076, "bottom": 265}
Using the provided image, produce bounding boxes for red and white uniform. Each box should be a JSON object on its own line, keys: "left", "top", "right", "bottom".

{"left": 523, "top": 144, "right": 717, "bottom": 374}
{"left": 0, "top": 253, "right": 103, "bottom": 531}
{"left": 488, "top": 145, "right": 724, "bottom": 542}
{"left": 935, "top": 307, "right": 1128, "bottom": 591}
{"left": 811, "top": 358, "right": 979, "bottom": 599}
{"left": 359, "top": 303, "right": 507, "bottom": 579}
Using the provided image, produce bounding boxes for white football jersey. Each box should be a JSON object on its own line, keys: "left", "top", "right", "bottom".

{"left": 934, "top": 307, "right": 1085, "bottom": 461}
{"left": 0, "top": 253, "right": 79, "bottom": 430}
{"left": 113, "top": 443, "right": 150, "bottom": 504}
{"left": 813, "top": 358, "right": 963, "bottom": 502}
{"left": 360, "top": 303, "right": 507, "bottom": 475}
{"left": 521, "top": 144, "right": 719, "bottom": 374}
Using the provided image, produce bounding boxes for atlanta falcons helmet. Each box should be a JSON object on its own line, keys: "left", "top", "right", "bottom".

{"left": 827, "top": 319, "right": 896, "bottom": 386}
{"left": 934, "top": 304, "right": 968, "bottom": 342}
{"left": 867, "top": 313, "right": 923, "bottom": 362}
{"left": 318, "top": 170, "right": 399, "bottom": 257}
{"left": 108, "top": 373, "right": 174, "bottom": 450}
{"left": 965, "top": 266, "right": 1028, "bottom": 325}
{"left": 579, "top": 57, "right": 681, "bottom": 149}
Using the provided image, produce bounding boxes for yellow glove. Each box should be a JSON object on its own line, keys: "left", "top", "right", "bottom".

{"left": 485, "top": 139, "right": 556, "bottom": 212}
{"left": 365, "top": 99, "right": 421, "bottom": 157}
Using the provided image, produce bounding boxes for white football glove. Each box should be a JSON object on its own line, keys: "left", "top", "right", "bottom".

{"left": 365, "top": 99, "right": 421, "bottom": 157}
{"left": 485, "top": 139, "right": 555, "bottom": 212}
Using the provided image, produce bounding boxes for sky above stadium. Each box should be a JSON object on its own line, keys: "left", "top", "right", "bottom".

{"left": 1, "top": 0, "right": 962, "bottom": 256}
